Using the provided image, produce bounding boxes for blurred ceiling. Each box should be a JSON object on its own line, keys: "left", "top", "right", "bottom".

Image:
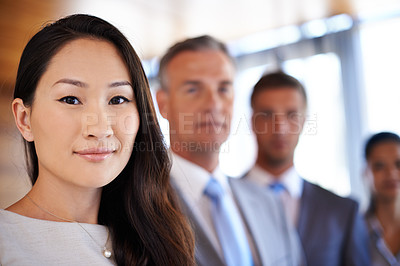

{"left": 0, "top": 0, "right": 399, "bottom": 86}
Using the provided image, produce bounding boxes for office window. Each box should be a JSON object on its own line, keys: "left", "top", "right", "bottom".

{"left": 220, "top": 64, "right": 271, "bottom": 177}
{"left": 283, "top": 53, "right": 350, "bottom": 196}
{"left": 360, "top": 17, "right": 400, "bottom": 136}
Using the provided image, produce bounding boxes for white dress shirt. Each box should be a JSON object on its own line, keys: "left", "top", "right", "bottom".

{"left": 246, "top": 165, "right": 304, "bottom": 226}
{"left": 170, "top": 152, "right": 260, "bottom": 265}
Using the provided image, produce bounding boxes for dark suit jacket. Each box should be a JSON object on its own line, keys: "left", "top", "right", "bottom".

{"left": 172, "top": 177, "right": 302, "bottom": 266}
{"left": 298, "top": 180, "right": 370, "bottom": 266}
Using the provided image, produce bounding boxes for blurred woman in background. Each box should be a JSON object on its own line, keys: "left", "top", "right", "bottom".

{"left": 364, "top": 132, "right": 400, "bottom": 266}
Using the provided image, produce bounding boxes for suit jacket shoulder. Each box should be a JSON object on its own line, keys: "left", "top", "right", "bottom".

{"left": 298, "top": 180, "right": 370, "bottom": 266}
{"left": 170, "top": 179, "right": 225, "bottom": 266}
{"left": 302, "top": 181, "right": 357, "bottom": 207}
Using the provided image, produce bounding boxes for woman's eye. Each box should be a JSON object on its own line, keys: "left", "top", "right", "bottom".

{"left": 109, "top": 96, "right": 130, "bottom": 105}
{"left": 372, "top": 162, "right": 385, "bottom": 171}
{"left": 59, "top": 96, "right": 80, "bottom": 105}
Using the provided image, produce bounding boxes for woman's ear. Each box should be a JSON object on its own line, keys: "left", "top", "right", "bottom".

{"left": 12, "top": 98, "right": 34, "bottom": 142}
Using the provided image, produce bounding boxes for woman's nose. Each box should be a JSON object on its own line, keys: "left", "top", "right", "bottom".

{"left": 82, "top": 107, "right": 114, "bottom": 139}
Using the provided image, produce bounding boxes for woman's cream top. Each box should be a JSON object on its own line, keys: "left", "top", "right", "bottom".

{"left": 0, "top": 209, "right": 115, "bottom": 266}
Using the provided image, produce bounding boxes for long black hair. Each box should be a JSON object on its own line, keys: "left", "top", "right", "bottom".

{"left": 14, "top": 14, "right": 194, "bottom": 265}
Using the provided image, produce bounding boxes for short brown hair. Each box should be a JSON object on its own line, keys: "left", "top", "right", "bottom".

{"left": 158, "top": 35, "right": 233, "bottom": 89}
{"left": 250, "top": 71, "right": 307, "bottom": 107}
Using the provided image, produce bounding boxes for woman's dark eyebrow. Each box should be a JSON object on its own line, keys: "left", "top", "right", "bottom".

{"left": 109, "top": 81, "right": 132, "bottom": 88}
{"left": 53, "top": 78, "right": 87, "bottom": 88}
{"left": 52, "top": 79, "right": 132, "bottom": 88}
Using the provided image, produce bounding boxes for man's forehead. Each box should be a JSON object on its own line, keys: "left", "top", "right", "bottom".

{"left": 254, "top": 88, "right": 305, "bottom": 107}
{"left": 165, "top": 53, "right": 234, "bottom": 85}
{"left": 167, "top": 50, "right": 233, "bottom": 69}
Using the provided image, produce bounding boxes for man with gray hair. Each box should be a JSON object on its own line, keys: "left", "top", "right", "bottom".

{"left": 156, "top": 35, "right": 302, "bottom": 266}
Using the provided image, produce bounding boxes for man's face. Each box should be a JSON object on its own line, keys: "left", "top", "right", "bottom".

{"left": 157, "top": 50, "right": 234, "bottom": 153}
{"left": 252, "top": 88, "right": 306, "bottom": 166}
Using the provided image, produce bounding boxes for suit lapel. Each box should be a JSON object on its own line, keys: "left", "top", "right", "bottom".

{"left": 171, "top": 178, "right": 224, "bottom": 266}
{"left": 297, "top": 180, "right": 312, "bottom": 245}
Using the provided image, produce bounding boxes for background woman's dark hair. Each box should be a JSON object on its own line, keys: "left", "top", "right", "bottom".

{"left": 364, "top": 132, "right": 400, "bottom": 160}
{"left": 14, "top": 14, "right": 194, "bottom": 265}
{"left": 364, "top": 131, "right": 400, "bottom": 215}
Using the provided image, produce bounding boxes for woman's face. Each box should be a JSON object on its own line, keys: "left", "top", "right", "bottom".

{"left": 18, "top": 38, "right": 139, "bottom": 189}
{"left": 367, "top": 141, "right": 400, "bottom": 202}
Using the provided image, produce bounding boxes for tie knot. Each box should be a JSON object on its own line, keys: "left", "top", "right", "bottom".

{"left": 269, "top": 182, "right": 286, "bottom": 194}
{"left": 204, "top": 178, "right": 224, "bottom": 201}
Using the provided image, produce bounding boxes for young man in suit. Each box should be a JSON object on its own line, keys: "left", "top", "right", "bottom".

{"left": 156, "top": 36, "right": 302, "bottom": 266}
{"left": 246, "top": 71, "right": 371, "bottom": 266}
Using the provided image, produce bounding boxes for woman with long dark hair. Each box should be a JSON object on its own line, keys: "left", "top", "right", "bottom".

{"left": 364, "top": 132, "right": 400, "bottom": 265}
{"left": 0, "top": 14, "right": 194, "bottom": 265}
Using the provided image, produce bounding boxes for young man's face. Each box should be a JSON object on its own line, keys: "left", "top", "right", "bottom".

{"left": 157, "top": 50, "right": 235, "bottom": 153}
{"left": 252, "top": 88, "right": 306, "bottom": 166}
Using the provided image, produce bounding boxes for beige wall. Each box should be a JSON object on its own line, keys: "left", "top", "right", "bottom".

{"left": 0, "top": 86, "right": 30, "bottom": 209}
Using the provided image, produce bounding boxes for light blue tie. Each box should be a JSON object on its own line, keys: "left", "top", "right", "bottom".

{"left": 204, "top": 178, "right": 253, "bottom": 266}
{"left": 269, "top": 181, "right": 286, "bottom": 194}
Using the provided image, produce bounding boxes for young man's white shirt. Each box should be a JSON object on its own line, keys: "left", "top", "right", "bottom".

{"left": 246, "top": 165, "right": 304, "bottom": 225}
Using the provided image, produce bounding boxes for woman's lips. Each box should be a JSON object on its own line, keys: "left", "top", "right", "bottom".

{"left": 74, "top": 148, "right": 115, "bottom": 162}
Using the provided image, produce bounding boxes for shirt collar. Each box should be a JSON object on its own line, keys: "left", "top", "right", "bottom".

{"left": 170, "top": 151, "right": 229, "bottom": 202}
{"left": 248, "top": 164, "right": 304, "bottom": 199}
{"left": 366, "top": 214, "right": 384, "bottom": 239}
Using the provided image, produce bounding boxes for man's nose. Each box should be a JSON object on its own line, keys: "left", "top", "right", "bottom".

{"left": 203, "top": 88, "right": 223, "bottom": 113}
{"left": 273, "top": 114, "right": 290, "bottom": 134}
